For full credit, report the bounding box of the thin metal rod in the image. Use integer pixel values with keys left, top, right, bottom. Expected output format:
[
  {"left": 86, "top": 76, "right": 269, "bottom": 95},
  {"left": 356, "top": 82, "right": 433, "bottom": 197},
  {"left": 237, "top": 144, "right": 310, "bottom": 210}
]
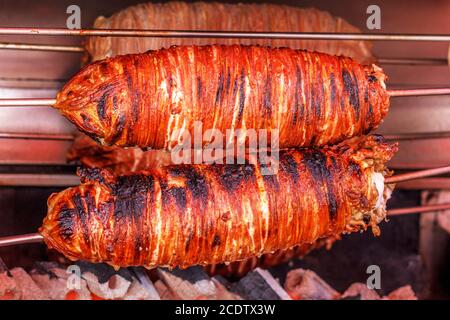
[
  {"left": 0, "top": 88, "right": 449, "bottom": 107},
  {"left": 0, "top": 28, "right": 449, "bottom": 41},
  {"left": 388, "top": 203, "right": 450, "bottom": 216},
  {"left": 384, "top": 132, "right": 450, "bottom": 141},
  {"left": 0, "top": 174, "right": 79, "bottom": 187},
  {"left": 385, "top": 166, "right": 450, "bottom": 184},
  {"left": 388, "top": 88, "right": 450, "bottom": 97},
  {"left": 0, "top": 98, "right": 56, "bottom": 106},
  {"left": 0, "top": 41, "right": 447, "bottom": 66},
  {"left": 0, "top": 42, "right": 84, "bottom": 52},
  {"left": 0, "top": 233, "right": 43, "bottom": 247},
  {"left": 3, "top": 202, "right": 450, "bottom": 247},
  {"left": 0, "top": 132, "right": 74, "bottom": 140},
  {"left": 378, "top": 57, "right": 448, "bottom": 66}
]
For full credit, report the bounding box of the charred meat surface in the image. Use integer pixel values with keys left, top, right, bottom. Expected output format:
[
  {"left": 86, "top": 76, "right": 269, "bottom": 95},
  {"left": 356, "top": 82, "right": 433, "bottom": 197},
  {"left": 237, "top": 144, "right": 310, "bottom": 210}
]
[
  {"left": 41, "top": 136, "right": 397, "bottom": 269},
  {"left": 55, "top": 45, "right": 389, "bottom": 149}
]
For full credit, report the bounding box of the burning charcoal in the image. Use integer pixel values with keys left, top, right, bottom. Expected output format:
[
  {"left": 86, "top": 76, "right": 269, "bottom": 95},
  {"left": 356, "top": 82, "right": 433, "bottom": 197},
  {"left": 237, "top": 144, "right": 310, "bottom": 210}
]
[
  {"left": 0, "top": 258, "right": 19, "bottom": 300},
  {"left": 341, "top": 283, "right": 380, "bottom": 300},
  {"left": 284, "top": 269, "right": 339, "bottom": 300},
  {"left": 129, "top": 267, "right": 160, "bottom": 300},
  {"left": 157, "top": 266, "right": 217, "bottom": 300},
  {"left": 232, "top": 268, "right": 291, "bottom": 300},
  {"left": 211, "top": 276, "right": 243, "bottom": 300},
  {"left": 76, "top": 261, "right": 133, "bottom": 284},
  {"left": 30, "top": 263, "right": 91, "bottom": 300},
  {"left": 83, "top": 272, "right": 131, "bottom": 299},
  {"left": 153, "top": 280, "right": 176, "bottom": 300},
  {"left": 10, "top": 268, "right": 49, "bottom": 300},
  {"left": 384, "top": 285, "right": 417, "bottom": 300}
]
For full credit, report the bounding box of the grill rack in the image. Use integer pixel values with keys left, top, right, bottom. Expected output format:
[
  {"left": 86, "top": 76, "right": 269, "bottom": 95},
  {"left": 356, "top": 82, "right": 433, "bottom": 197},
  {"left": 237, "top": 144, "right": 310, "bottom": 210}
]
[{"left": 0, "top": 27, "right": 449, "bottom": 248}]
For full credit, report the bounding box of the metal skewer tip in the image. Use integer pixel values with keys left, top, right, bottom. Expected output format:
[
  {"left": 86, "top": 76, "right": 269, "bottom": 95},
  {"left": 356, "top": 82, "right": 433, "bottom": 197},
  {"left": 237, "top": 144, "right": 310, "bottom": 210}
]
[
  {"left": 388, "top": 88, "right": 450, "bottom": 97},
  {"left": 0, "top": 233, "right": 43, "bottom": 247},
  {"left": 385, "top": 166, "right": 450, "bottom": 184},
  {"left": 388, "top": 203, "right": 450, "bottom": 216}
]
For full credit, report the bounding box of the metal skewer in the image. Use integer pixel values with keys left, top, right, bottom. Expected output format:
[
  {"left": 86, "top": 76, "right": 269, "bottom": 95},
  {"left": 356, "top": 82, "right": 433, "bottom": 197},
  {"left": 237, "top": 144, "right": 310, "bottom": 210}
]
[
  {"left": 0, "top": 28, "right": 450, "bottom": 41},
  {"left": 0, "top": 42, "right": 84, "bottom": 53},
  {"left": 385, "top": 166, "right": 450, "bottom": 184},
  {"left": 0, "top": 88, "right": 449, "bottom": 107},
  {"left": 0, "top": 42, "right": 447, "bottom": 67},
  {"left": 2, "top": 202, "right": 449, "bottom": 247},
  {"left": 0, "top": 233, "right": 43, "bottom": 247},
  {"left": 388, "top": 203, "right": 450, "bottom": 216}
]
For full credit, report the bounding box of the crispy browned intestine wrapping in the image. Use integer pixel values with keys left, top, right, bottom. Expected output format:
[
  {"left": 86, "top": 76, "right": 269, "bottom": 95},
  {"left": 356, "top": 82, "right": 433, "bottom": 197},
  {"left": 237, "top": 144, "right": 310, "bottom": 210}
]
[
  {"left": 56, "top": 45, "right": 388, "bottom": 149},
  {"left": 43, "top": 135, "right": 396, "bottom": 269},
  {"left": 85, "top": 2, "right": 375, "bottom": 64}
]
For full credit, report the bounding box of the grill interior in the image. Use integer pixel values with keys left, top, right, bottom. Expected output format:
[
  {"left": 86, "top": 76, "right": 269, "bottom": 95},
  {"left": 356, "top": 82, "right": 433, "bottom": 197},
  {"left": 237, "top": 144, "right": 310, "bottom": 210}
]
[{"left": 0, "top": 0, "right": 449, "bottom": 300}]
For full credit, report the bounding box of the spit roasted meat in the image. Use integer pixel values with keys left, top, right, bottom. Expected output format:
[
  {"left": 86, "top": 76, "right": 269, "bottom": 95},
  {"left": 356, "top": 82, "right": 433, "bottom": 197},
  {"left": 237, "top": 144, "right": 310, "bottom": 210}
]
[
  {"left": 55, "top": 45, "right": 389, "bottom": 149},
  {"left": 86, "top": 2, "right": 374, "bottom": 64},
  {"left": 41, "top": 135, "right": 397, "bottom": 269}
]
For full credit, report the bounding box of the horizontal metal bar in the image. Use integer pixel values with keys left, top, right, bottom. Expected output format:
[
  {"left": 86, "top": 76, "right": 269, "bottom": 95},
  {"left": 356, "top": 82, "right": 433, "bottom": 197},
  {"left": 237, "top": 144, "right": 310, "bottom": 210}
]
[
  {"left": 0, "top": 98, "right": 56, "bottom": 106},
  {"left": 3, "top": 131, "right": 450, "bottom": 142},
  {"left": 2, "top": 202, "right": 450, "bottom": 247},
  {"left": 386, "top": 166, "right": 450, "bottom": 184},
  {"left": 0, "top": 132, "right": 74, "bottom": 141},
  {"left": 0, "top": 28, "right": 449, "bottom": 41},
  {"left": 1, "top": 41, "right": 447, "bottom": 66},
  {"left": 0, "top": 88, "right": 448, "bottom": 107},
  {"left": 0, "top": 173, "right": 79, "bottom": 187},
  {"left": 384, "top": 132, "right": 450, "bottom": 141},
  {"left": 396, "top": 178, "right": 450, "bottom": 190},
  {"left": 387, "top": 88, "right": 450, "bottom": 97},
  {"left": 0, "top": 167, "right": 446, "bottom": 187},
  {"left": 388, "top": 203, "right": 450, "bottom": 216},
  {"left": 378, "top": 57, "right": 448, "bottom": 66},
  {"left": 0, "top": 42, "right": 83, "bottom": 52},
  {"left": 0, "top": 233, "right": 43, "bottom": 247}
]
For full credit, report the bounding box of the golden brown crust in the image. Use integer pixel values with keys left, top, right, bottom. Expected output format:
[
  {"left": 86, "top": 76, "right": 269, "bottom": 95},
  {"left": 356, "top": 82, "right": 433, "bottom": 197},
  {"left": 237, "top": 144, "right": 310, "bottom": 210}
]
[
  {"left": 56, "top": 45, "right": 389, "bottom": 149},
  {"left": 41, "top": 135, "right": 397, "bottom": 269},
  {"left": 85, "top": 2, "right": 375, "bottom": 64}
]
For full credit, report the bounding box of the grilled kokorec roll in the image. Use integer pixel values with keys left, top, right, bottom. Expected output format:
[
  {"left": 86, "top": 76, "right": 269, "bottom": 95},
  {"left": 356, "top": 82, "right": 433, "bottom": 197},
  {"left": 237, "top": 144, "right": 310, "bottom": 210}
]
[
  {"left": 86, "top": 2, "right": 374, "bottom": 64},
  {"left": 41, "top": 135, "right": 397, "bottom": 269},
  {"left": 55, "top": 45, "right": 389, "bottom": 149}
]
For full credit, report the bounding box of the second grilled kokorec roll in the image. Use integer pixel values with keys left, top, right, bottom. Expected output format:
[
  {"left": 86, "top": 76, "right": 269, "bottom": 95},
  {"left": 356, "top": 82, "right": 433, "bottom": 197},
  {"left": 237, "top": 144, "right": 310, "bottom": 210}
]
[
  {"left": 41, "top": 135, "right": 397, "bottom": 269},
  {"left": 55, "top": 45, "right": 389, "bottom": 149}
]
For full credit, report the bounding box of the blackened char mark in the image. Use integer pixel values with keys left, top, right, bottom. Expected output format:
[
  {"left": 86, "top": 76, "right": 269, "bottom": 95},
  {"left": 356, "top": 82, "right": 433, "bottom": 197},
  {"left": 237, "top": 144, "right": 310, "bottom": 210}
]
[
  {"left": 218, "top": 164, "right": 256, "bottom": 192},
  {"left": 168, "top": 166, "right": 209, "bottom": 210},
  {"left": 215, "top": 72, "right": 224, "bottom": 105},
  {"left": 238, "top": 69, "right": 246, "bottom": 122},
  {"left": 212, "top": 235, "right": 221, "bottom": 247},
  {"left": 302, "top": 151, "right": 338, "bottom": 221},
  {"left": 57, "top": 206, "right": 76, "bottom": 240},
  {"left": 72, "top": 194, "right": 91, "bottom": 246},
  {"left": 161, "top": 184, "right": 187, "bottom": 211},
  {"left": 97, "top": 92, "right": 107, "bottom": 120},
  {"left": 113, "top": 175, "right": 154, "bottom": 220},
  {"left": 113, "top": 174, "right": 154, "bottom": 259},
  {"left": 197, "top": 77, "right": 202, "bottom": 100},
  {"left": 108, "top": 113, "right": 126, "bottom": 145},
  {"left": 262, "top": 174, "right": 280, "bottom": 192},
  {"left": 342, "top": 70, "right": 360, "bottom": 120},
  {"left": 185, "top": 230, "right": 193, "bottom": 253},
  {"left": 280, "top": 153, "right": 299, "bottom": 183},
  {"left": 330, "top": 73, "right": 336, "bottom": 102},
  {"left": 263, "top": 75, "right": 272, "bottom": 117}
]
